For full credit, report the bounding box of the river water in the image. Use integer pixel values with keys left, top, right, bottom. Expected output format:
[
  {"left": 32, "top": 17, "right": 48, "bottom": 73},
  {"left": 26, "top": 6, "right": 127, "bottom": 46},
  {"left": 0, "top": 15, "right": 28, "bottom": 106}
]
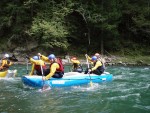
[{"left": 0, "top": 65, "right": 149, "bottom": 113}]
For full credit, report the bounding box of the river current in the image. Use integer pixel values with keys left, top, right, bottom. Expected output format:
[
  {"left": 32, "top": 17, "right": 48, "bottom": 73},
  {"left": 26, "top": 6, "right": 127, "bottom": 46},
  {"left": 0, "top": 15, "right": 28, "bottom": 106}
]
[{"left": 0, "top": 65, "right": 149, "bottom": 113}]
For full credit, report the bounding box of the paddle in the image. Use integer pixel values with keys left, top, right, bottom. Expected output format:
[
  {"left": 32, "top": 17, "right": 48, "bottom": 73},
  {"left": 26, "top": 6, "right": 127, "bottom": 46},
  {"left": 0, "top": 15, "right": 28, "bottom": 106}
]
[
  {"left": 8, "top": 54, "right": 18, "bottom": 62},
  {"left": 66, "top": 55, "right": 72, "bottom": 72},
  {"left": 85, "top": 55, "right": 93, "bottom": 87},
  {"left": 39, "top": 56, "right": 47, "bottom": 90},
  {"left": 25, "top": 55, "right": 31, "bottom": 74},
  {"left": 39, "top": 57, "right": 44, "bottom": 76}
]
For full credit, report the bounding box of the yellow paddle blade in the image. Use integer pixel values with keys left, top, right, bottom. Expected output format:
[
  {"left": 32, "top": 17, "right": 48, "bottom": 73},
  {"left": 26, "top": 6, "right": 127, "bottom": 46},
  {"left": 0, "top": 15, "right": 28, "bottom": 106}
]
[{"left": 90, "top": 81, "right": 93, "bottom": 87}]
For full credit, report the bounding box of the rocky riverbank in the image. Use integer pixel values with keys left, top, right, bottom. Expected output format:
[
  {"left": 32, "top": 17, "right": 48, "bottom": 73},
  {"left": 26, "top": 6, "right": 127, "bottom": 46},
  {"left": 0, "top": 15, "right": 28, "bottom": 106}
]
[
  {"left": 9, "top": 55, "right": 150, "bottom": 66},
  {"left": 1, "top": 52, "right": 150, "bottom": 66}
]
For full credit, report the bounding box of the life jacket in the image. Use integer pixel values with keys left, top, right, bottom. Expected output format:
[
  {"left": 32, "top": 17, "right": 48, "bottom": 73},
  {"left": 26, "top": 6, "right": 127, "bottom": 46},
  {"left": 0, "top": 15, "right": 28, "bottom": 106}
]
[
  {"left": 97, "top": 58, "right": 105, "bottom": 69},
  {"left": 93, "top": 61, "right": 104, "bottom": 73},
  {"left": 2, "top": 60, "right": 11, "bottom": 68},
  {"left": 73, "top": 64, "right": 83, "bottom": 73},
  {"left": 49, "top": 58, "right": 64, "bottom": 72},
  {"left": 73, "top": 63, "right": 82, "bottom": 69},
  {"left": 34, "top": 64, "right": 47, "bottom": 72},
  {"left": 73, "top": 63, "right": 78, "bottom": 69}
]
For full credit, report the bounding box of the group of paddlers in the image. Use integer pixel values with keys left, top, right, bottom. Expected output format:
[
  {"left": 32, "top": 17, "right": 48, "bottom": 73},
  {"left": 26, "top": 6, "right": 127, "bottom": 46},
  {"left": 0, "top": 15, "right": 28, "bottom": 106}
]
[
  {"left": 0, "top": 52, "right": 105, "bottom": 81},
  {"left": 70, "top": 53, "right": 105, "bottom": 75}
]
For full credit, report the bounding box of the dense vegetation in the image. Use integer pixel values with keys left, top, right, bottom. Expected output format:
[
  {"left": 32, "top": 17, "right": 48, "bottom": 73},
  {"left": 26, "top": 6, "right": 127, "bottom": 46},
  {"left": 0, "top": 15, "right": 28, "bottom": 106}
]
[{"left": 0, "top": 0, "right": 150, "bottom": 56}]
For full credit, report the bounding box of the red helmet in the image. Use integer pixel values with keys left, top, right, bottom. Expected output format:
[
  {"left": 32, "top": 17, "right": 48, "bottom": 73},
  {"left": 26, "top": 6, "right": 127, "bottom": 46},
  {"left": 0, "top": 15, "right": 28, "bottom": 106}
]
[
  {"left": 71, "top": 57, "right": 77, "bottom": 60},
  {"left": 95, "top": 53, "right": 100, "bottom": 57}
]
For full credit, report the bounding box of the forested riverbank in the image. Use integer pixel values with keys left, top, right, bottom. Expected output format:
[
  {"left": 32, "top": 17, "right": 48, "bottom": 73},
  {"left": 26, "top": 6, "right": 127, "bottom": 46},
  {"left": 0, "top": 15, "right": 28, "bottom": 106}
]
[{"left": 0, "top": 0, "right": 150, "bottom": 63}]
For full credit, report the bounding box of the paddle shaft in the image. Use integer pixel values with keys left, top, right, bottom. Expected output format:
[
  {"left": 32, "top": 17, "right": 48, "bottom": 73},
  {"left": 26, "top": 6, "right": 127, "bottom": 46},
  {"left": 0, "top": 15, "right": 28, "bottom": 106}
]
[
  {"left": 86, "top": 55, "right": 93, "bottom": 86},
  {"left": 39, "top": 56, "right": 45, "bottom": 90},
  {"left": 40, "top": 61, "right": 44, "bottom": 76}
]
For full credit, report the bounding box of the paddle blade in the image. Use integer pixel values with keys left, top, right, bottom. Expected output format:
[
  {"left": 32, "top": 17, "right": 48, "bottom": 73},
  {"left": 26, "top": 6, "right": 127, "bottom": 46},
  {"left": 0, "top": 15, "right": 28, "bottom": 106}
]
[
  {"left": 90, "top": 81, "right": 93, "bottom": 87},
  {"left": 42, "top": 85, "right": 51, "bottom": 92},
  {"left": 38, "top": 86, "right": 51, "bottom": 92}
]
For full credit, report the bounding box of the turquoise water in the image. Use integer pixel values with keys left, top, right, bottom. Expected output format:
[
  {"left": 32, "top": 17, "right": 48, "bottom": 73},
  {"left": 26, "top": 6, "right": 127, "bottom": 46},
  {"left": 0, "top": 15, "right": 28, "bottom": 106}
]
[{"left": 0, "top": 65, "right": 150, "bottom": 113}]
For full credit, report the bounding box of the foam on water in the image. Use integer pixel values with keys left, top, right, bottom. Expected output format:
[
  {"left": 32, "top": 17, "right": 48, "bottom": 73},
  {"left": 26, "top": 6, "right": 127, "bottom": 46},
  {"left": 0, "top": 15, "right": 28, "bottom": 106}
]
[
  {"left": 72, "top": 83, "right": 100, "bottom": 92},
  {"left": 133, "top": 104, "right": 150, "bottom": 110},
  {"left": 107, "top": 93, "right": 141, "bottom": 101}
]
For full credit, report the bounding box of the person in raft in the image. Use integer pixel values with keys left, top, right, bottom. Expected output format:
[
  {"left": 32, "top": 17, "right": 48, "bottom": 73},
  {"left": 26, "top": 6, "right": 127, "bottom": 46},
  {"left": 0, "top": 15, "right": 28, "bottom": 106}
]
[
  {"left": 94, "top": 53, "right": 106, "bottom": 69},
  {"left": 38, "top": 53, "right": 64, "bottom": 80},
  {"left": 0, "top": 53, "right": 13, "bottom": 71},
  {"left": 85, "top": 53, "right": 106, "bottom": 70},
  {"left": 70, "top": 57, "right": 83, "bottom": 73},
  {"left": 26, "top": 55, "right": 48, "bottom": 76},
  {"left": 84, "top": 56, "right": 104, "bottom": 75}
]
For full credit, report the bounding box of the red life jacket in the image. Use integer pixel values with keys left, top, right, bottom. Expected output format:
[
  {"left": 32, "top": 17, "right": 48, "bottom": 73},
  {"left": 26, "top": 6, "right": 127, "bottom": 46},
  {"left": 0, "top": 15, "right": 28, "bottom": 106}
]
[
  {"left": 34, "top": 64, "right": 47, "bottom": 72},
  {"left": 49, "top": 58, "right": 64, "bottom": 72}
]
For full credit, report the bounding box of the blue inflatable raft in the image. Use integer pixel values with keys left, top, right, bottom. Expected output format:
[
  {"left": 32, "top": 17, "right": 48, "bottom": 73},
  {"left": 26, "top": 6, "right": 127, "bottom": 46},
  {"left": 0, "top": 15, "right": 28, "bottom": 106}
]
[{"left": 22, "top": 72, "right": 113, "bottom": 88}]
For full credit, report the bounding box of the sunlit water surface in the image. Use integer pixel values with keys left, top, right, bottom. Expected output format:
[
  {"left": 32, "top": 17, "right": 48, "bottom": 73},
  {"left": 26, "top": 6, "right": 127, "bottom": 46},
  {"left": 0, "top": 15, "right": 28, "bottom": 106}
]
[{"left": 0, "top": 65, "right": 150, "bottom": 113}]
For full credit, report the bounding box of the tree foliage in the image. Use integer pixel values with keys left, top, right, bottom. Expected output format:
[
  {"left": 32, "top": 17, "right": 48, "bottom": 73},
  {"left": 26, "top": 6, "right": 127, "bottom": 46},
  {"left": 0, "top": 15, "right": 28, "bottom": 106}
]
[{"left": 0, "top": 0, "right": 150, "bottom": 55}]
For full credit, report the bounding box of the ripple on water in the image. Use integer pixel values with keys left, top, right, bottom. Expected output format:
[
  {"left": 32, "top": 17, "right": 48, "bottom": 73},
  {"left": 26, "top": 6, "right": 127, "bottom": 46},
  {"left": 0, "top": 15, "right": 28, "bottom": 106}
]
[
  {"left": 1, "top": 65, "right": 150, "bottom": 113},
  {"left": 107, "top": 93, "right": 141, "bottom": 101},
  {"left": 133, "top": 104, "right": 150, "bottom": 111}
]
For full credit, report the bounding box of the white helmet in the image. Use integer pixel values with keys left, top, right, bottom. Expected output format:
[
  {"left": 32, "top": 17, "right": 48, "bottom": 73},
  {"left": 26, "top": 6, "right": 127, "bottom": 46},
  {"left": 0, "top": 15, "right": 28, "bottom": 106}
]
[{"left": 4, "top": 54, "right": 9, "bottom": 58}]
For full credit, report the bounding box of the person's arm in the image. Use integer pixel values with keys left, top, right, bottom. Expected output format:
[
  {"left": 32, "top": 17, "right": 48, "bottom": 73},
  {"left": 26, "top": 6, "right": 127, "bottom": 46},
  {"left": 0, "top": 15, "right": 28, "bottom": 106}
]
[
  {"left": 30, "top": 58, "right": 44, "bottom": 65},
  {"left": 87, "top": 56, "right": 92, "bottom": 61},
  {"left": 91, "top": 61, "right": 102, "bottom": 71},
  {"left": 38, "top": 53, "right": 50, "bottom": 62},
  {"left": 8, "top": 61, "right": 13, "bottom": 66},
  {"left": 40, "top": 55, "right": 49, "bottom": 63},
  {"left": 30, "top": 58, "right": 37, "bottom": 64},
  {"left": 85, "top": 54, "right": 93, "bottom": 63},
  {"left": 45, "top": 63, "right": 59, "bottom": 80},
  {"left": 0, "top": 60, "right": 4, "bottom": 69},
  {"left": 29, "top": 64, "right": 35, "bottom": 75}
]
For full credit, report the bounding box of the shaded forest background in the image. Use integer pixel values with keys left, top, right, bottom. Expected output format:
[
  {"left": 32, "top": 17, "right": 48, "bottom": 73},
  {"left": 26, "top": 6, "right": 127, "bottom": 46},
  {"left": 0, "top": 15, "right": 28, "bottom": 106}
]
[{"left": 0, "top": 0, "right": 150, "bottom": 57}]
